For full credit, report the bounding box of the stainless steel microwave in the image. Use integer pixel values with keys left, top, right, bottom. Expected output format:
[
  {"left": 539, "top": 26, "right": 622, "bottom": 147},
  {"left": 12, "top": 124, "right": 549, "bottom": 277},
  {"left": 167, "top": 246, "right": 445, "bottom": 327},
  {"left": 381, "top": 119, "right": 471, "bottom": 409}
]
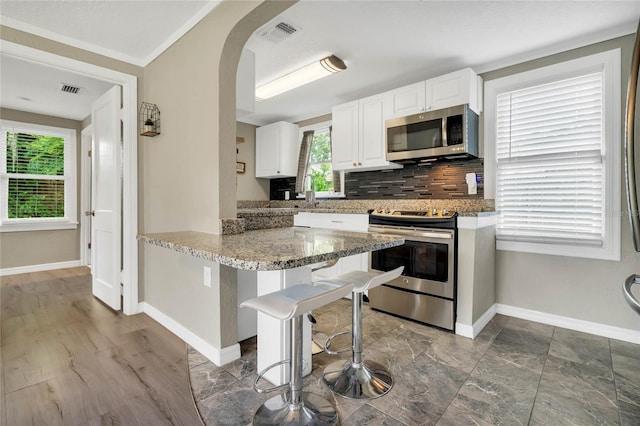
[{"left": 385, "top": 104, "right": 479, "bottom": 161}]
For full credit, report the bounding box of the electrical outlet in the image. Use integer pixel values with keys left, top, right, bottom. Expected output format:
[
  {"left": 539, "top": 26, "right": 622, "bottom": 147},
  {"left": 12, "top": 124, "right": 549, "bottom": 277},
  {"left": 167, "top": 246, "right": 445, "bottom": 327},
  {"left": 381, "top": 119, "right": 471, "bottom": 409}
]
[{"left": 203, "top": 266, "right": 212, "bottom": 287}]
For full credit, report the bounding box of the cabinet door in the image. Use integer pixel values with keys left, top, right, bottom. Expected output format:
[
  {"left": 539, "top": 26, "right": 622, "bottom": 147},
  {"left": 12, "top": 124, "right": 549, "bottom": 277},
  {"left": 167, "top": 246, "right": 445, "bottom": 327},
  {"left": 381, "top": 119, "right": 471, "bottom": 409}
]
[
  {"left": 331, "top": 101, "right": 359, "bottom": 170},
  {"left": 427, "top": 68, "right": 480, "bottom": 112},
  {"left": 359, "top": 93, "right": 390, "bottom": 167},
  {"left": 389, "top": 81, "right": 426, "bottom": 118},
  {"left": 279, "top": 122, "right": 300, "bottom": 177},
  {"left": 255, "top": 123, "right": 281, "bottom": 178}
]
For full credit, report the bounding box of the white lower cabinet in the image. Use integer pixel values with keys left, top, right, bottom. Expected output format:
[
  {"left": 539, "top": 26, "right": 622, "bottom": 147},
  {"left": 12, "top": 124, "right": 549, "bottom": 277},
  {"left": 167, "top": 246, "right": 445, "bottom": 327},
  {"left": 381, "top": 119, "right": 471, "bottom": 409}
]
[{"left": 293, "top": 212, "right": 369, "bottom": 280}]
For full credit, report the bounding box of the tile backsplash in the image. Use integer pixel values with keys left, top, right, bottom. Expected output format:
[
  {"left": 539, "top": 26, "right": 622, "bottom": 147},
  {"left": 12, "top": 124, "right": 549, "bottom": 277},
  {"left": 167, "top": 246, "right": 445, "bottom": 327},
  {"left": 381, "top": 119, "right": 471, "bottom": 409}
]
[{"left": 270, "top": 159, "right": 484, "bottom": 200}]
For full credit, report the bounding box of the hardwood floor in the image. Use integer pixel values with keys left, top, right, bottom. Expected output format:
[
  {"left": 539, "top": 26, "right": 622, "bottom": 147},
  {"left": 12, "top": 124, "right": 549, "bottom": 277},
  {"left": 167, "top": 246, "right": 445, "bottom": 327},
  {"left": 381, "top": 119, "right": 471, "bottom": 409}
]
[{"left": 1, "top": 267, "right": 203, "bottom": 425}]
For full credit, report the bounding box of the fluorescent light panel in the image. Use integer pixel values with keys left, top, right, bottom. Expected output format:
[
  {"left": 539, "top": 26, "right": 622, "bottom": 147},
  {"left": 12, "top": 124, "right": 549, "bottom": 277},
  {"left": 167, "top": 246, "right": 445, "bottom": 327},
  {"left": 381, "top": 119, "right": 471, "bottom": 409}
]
[{"left": 256, "top": 55, "right": 346, "bottom": 100}]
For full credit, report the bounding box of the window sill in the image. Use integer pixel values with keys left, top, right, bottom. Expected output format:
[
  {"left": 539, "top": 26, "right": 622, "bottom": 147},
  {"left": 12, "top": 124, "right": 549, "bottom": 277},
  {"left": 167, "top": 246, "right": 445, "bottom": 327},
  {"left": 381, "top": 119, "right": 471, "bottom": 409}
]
[
  {"left": 496, "top": 239, "right": 620, "bottom": 262},
  {"left": 0, "top": 220, "right": 78, "bottom": 233}
]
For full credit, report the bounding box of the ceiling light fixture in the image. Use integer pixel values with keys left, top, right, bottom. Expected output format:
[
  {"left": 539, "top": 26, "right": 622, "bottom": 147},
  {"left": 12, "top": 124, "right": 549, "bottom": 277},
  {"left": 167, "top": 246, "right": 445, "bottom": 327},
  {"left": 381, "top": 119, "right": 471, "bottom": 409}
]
[{"left": 255, "top": 55, "right": 346, "bottom": 101}]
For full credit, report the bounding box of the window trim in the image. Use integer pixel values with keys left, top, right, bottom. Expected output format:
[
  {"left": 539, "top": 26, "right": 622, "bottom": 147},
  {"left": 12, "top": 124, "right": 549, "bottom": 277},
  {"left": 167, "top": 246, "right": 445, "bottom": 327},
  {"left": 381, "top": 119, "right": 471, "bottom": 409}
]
[
  {"left": 1, "top": 120, "right": 78, "bottom": 232},
  {"left": 298, "top": 120, "right": 345, "bottom": 198},
  {"left": 484, "top": 48, "right": 621, "bottom": 260}
]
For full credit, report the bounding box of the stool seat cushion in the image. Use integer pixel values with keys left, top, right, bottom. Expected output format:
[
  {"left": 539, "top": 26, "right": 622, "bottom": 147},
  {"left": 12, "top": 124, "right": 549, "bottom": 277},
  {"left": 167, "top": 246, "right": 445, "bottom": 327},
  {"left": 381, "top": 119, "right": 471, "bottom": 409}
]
[
  {"left": 314, "top": 266, "right": 404, "bottom": 293},
  {"left": 240, "top": 283, "right": 353, "bottom": 321}
]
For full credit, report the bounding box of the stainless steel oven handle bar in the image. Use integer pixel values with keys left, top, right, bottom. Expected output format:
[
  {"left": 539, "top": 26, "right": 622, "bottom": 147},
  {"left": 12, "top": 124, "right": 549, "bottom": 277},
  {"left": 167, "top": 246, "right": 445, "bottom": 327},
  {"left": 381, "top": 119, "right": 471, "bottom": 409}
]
[{"left": 368, "top": 225, "right": 453, "bottom": 241}]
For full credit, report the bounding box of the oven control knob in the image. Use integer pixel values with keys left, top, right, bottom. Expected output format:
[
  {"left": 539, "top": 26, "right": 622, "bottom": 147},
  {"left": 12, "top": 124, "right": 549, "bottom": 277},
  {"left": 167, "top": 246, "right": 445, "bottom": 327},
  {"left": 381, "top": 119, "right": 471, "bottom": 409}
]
[
  {"left": 443, "top": 209, "right": 449, "bottom": 216},
  {"left": 432, "top": 209, "right": 438, "bottom": 216},
  {"left": 385, "top": 209, "right": 391, "bottom": 214},
  {"left": 403, "top": 278, "right": 409, "bottom": 284}
]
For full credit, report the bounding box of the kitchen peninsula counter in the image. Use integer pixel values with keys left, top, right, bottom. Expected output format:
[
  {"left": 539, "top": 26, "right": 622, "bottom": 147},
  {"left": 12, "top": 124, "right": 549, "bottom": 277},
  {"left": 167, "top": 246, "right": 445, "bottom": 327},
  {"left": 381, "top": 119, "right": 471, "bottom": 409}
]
[
  {"left": 139, "top": 227, "right": 403, "bottom": 271},
  {"left": 139, "top": 227, "right": 404, "bottom": 381}
]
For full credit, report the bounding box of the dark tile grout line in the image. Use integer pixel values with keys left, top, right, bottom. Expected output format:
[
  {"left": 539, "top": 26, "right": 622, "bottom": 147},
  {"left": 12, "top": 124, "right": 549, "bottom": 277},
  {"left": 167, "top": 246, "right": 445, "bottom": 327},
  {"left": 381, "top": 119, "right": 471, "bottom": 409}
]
[
  {"left": 527, "top": 325, "right": 556, "bottom": 425},
  {"left": 610, "top": 337, "right": 624, "bottom": 426}
]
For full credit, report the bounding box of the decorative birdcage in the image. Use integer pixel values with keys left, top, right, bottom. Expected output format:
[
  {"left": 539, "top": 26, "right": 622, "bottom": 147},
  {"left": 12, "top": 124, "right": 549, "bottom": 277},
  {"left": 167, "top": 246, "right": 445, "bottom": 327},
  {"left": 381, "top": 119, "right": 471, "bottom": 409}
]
[{"left": 139, "top": 102, "right": 160, "bottom": 136}]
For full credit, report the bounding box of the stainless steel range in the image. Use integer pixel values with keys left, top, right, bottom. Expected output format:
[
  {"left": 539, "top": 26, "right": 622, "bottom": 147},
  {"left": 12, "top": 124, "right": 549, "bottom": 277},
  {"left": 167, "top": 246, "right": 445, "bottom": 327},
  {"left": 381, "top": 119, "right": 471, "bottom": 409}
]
[{"left": 368, "top": 209, "right": 457, "bottom": 331}]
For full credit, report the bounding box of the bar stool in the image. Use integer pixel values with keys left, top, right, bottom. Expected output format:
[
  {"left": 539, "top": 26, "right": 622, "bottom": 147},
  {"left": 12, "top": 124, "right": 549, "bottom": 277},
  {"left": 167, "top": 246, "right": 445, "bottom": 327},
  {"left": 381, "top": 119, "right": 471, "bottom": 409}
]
[
  {"left": 315, "top": 266, "right": 404, "bottom": 399},
  {"left": 240, "top": 282, "right": 353, "bottom": 425}
]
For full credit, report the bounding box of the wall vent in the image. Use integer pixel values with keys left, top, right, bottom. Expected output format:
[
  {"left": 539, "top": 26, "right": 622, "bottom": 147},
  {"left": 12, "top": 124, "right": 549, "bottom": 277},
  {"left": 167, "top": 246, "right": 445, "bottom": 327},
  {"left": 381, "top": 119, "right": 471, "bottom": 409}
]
[
  {"left": 59, "top": 83, "right": 82, "bottom": 94},
  {"left": 259, "top": 21, "right": 300, "bottom": 43}
]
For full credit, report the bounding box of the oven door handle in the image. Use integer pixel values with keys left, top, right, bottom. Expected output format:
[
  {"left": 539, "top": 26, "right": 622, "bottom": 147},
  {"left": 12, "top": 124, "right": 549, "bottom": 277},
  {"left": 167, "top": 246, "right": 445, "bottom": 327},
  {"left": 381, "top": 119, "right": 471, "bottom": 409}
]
[{"left": 368, "top": 225, "right": 453, "bottom": 240}]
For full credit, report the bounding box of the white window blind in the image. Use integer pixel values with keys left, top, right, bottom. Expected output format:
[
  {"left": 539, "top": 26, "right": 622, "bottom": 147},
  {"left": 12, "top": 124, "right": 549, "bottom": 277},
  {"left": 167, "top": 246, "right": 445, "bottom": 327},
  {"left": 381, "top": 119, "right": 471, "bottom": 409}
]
[
  {"left": 496, "top": 72, "right": 605, "bottom": 247},
  {"left": 5, "top": 132, "right": 66, "bottom": 218},
  {"left": 1, "top": 120, "right": 77, "bottom": 232}
]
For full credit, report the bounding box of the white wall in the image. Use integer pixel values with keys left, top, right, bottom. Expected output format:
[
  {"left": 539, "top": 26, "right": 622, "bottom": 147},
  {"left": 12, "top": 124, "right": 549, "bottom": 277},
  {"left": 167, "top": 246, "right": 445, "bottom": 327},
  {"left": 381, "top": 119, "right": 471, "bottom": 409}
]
[
  {"left": 236, "top": 121, "right": 269, "bottom": 201},
  {"left": 0, "top": 108, "right": 82, "bottom": 269}
]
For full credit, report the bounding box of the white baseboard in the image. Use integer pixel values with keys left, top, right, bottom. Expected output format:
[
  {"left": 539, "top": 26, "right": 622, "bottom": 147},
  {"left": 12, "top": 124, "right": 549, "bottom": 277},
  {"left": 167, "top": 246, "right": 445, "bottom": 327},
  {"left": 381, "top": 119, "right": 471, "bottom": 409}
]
[
  {"left": 456, "top": 304, "right": 497, "bottom": 339},
  {"left": 496, "top": 303, "right": 640, "bottom": 345},
  {"left": 0, "top": 260, "right": 82, "bottom": 276},
  {"left": 139, "top": 302, "right": 241, "bottom": 366}
]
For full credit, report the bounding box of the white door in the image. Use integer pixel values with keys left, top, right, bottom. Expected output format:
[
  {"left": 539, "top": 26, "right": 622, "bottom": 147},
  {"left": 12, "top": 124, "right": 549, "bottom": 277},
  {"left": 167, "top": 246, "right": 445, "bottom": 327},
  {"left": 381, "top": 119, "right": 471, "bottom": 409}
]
[
  {"left": 80, "top": 127, "right": 92, "bottom": 267},
  {"left": 91, "top": 86, "right": 122, "bottom": 310}
]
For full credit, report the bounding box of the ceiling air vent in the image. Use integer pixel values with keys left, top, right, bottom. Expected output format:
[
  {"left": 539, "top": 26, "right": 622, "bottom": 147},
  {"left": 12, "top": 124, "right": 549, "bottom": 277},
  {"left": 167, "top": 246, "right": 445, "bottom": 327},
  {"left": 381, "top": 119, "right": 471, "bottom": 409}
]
[
  {"left": 259, "top": 21, "right": 300, "bottom": 43},
  {"left": 59, "top": 83, "right": 82, "bottom": 95}
]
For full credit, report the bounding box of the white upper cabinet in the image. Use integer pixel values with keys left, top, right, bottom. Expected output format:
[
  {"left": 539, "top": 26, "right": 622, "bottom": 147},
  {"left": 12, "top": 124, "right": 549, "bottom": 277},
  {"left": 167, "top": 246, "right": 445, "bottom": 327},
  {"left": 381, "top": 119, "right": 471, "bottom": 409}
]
[
  {"left": 332, "top": 96, "right": 402, "bottom": 172},
  {"left": 359, "top": 93, "right": 396, "bottom": 168},
  {"left": 255, "top": 121, "right": 299, "bottom": 178},
  {"left": 331, "top": 101, "right": 359, "bottom": 171},
  {"left": 385, "top": 68, "right": 483, "bottom": 119},
  {"left": 426, "top": 68, "right": 483, "bottom": 114},
  {"left": 388, "top": 81, "right": 426, "bottom": 118}
]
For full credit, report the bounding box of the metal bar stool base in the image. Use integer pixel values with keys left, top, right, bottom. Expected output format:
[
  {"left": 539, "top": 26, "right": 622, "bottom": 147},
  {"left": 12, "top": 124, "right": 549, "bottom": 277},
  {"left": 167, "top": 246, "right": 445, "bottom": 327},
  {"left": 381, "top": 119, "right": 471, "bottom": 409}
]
[
  {"left": 253, "top": 392, "right": 339, "bottom": 426},
  {"left": 322, "top": 359, "right": 393, "bottom": 399}
]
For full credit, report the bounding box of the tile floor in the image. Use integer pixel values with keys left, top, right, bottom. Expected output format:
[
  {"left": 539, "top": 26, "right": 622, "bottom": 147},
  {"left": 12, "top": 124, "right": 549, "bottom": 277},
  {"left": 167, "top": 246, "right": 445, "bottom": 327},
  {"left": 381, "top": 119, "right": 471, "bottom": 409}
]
[{"left": 188, "top": 299, "right": 640, "bottom": 426}]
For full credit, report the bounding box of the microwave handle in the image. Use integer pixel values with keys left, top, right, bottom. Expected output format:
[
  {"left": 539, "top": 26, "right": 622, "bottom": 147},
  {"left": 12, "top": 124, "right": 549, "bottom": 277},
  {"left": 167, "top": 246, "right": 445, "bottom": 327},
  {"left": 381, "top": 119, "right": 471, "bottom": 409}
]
[{"left": 442, "top": 115, "right": 448, "bottom": 147}]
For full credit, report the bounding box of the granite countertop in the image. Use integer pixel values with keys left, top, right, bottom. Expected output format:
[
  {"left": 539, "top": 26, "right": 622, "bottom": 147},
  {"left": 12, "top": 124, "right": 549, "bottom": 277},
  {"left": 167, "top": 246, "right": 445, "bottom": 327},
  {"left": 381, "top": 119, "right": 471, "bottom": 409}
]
[
  {"left": 139, "top": 227, "right": 404, "bottom": 271},
  {"left": 237, "top": 208, "right": 369, "bottom": 216},
  {"left": 237, "top": 207, "right": 494, "bottom": 218}
]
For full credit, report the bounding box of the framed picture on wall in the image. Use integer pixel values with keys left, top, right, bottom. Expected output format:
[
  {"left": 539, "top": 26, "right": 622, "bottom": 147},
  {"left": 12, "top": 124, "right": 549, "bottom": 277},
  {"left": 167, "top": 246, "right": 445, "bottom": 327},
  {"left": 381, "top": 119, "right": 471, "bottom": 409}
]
[{"left": 236, "top": 161, "right": 246, "bottom": 174}]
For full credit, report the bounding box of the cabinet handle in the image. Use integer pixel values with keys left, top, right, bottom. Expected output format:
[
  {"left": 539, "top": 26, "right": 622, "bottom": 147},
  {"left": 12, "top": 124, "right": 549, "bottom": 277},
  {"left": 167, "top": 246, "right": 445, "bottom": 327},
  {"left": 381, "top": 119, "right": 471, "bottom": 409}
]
[
  {"left": 358, "top": 162, "right": 362, "bottom": 166},
  {"left": 330, "top": 220, "right": 343, "bottom": 223},
  {"left": 353, "top": 162, "right": 357, "bottom": 166},
  {"left": 277, "top": 171, "right": 280, "bottom": 173}
]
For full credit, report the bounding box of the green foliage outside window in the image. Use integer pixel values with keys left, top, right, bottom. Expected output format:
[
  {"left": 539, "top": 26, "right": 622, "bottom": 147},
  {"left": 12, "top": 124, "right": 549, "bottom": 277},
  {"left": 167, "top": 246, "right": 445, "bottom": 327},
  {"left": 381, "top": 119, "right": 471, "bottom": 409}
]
[
  {"left": 5, "top": 132, "right": 65, "bottom": 218},
  {"left": 308, "top": 130, "right": 334, "bottom": 192}
]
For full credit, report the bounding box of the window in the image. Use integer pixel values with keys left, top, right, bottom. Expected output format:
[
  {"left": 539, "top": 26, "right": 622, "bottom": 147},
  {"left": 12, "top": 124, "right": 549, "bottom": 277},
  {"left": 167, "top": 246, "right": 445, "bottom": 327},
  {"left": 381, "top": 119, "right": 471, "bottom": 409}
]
[
  {"left": 484, "top": 49, "right": 620, "bottom": 260},
  {"left": 300, "top": 121, "right": 344, "bottom": 198},
  {"left": 1, "top": 120, "right": 77, "bottom": 232}
]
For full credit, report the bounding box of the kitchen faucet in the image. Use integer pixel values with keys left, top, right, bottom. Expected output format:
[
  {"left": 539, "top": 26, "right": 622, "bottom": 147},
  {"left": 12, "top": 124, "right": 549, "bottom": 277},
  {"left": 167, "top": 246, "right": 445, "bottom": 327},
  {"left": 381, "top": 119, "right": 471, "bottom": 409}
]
[{"left": 304, "top": 174, "right": 317, "bottom": 208}]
